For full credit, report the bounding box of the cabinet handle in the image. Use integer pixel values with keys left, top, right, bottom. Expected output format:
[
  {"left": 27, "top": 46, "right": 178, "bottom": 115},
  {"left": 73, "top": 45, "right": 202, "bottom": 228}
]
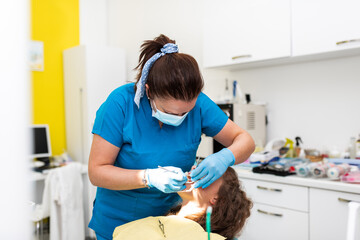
[
  {"left": 338, "top": 197, "right": 352, "bottom": 203},
  {"left": 336, "top": 38, "right": 360, "bottom": 45},
  {"left": 257, "top": 209, "right": 283, "bottom": 217},
  {"left": 232, "top": 55, "right": 252, "bottom": 60},
  {"left": 257, "top": 185, "right": 282, "bottom": 192}
]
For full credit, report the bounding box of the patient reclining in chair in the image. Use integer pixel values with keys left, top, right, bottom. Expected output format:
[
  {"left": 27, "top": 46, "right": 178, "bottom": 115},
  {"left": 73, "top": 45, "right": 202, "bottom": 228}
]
[{"left": 113, "top": 167, "right": 253, "bottom": 239}]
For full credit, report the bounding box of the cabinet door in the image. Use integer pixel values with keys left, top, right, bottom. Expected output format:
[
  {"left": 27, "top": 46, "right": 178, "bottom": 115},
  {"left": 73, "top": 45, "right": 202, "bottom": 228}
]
[
  {"left": 238, "top": 203, "right": 308, "bottom": 240},
  {"left": 292, "top": 0, "right": 360, "bottom": 56},
  {"left": 309, "top": 188, "right": 360, "bottom": 240},
  {"left": 240, "top": 178, "right": 309, "bottom": 212},
  {"left": 203, "top": 0, "right": 291, "bottom": 68}
]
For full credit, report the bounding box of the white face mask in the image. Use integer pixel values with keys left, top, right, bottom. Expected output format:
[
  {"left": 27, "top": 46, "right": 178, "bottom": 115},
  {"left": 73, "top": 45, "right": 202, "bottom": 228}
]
[{"left": 151, "top": 100, "right": 189, "bottom": 127}]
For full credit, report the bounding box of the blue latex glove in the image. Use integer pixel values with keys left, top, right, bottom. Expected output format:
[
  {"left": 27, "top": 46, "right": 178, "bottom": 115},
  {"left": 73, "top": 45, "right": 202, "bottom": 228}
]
[
  {"left": 190, "top": 148, "right": 235, "bottom": 189},
  {"left": 145, "top": 166, "right": 187, "bottom": 193}
]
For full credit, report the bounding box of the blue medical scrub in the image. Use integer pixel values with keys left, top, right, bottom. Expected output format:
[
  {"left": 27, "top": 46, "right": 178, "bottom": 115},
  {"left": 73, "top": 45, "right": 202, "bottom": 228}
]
[{"left": 89, "top": 83, "right": 228, "bottom": 239}]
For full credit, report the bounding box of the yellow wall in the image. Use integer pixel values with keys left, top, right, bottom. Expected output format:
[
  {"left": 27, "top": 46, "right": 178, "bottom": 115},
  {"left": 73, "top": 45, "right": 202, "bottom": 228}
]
[{"left": 31, "top": 0, "right": 79, "bottom": 155}]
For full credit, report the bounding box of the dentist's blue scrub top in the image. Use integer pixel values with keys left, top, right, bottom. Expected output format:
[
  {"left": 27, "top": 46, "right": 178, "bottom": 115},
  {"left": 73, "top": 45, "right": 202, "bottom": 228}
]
[{"left": 88, "top": 83, "right": 228, "bottom": 239}]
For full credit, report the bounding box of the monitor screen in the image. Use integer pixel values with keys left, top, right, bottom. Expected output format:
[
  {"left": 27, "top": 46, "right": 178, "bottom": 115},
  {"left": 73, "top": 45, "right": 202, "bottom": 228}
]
[{"left": 30, "top": 124, "right": 52, "bottom": 159}]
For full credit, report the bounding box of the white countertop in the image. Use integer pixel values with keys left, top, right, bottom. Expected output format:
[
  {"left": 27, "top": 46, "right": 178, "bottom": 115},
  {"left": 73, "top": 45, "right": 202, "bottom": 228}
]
[{"left": 232, "top": 166, "right": 360, "bottom": 194}]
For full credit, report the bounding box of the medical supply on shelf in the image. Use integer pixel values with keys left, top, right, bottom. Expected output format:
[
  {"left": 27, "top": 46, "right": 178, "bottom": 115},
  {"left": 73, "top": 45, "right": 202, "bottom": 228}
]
[
  {"left": 312, "top": 162, "right": 336, "bottom": 178},
  {"left": 284, "top": 138, "right": 295, "bottom": 158},
  {"left": 249, "top": 150, "right": 279, "bottom": 164},
  {"left": 327, "top": 163, "right": 351, "bottom": 180},
  {"left": 329, "top": 146, "right": 341, "bottom": 158},
  {"left": 341, "top": 171, "right": 360, "bottom": 184},
  {"left": 222, "top": 78, "right": 232, "bottom": 103},
  {"left": 348, "top": 137, "right": 357, "bottom": 159},
  {"left": 294, "top": 136, "right": 303, "bottom": 158},
  {"left": 295, "top": 162, "right": 322, "bottom": 177},
  {"left": 264, "top": 138, "right": 286, "bottom": 152},
  {"left": 356, "top": 134, "right": 360, "bottom": 159}
]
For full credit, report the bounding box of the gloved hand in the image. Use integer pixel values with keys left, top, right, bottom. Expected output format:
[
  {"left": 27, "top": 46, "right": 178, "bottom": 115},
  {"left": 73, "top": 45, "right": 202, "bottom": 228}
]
[
  {"left": 190, "top": 148, "right": 235, "bottom": 189},
  {"left": 145, "top": 166, "right": 187, "bottom": 193}
]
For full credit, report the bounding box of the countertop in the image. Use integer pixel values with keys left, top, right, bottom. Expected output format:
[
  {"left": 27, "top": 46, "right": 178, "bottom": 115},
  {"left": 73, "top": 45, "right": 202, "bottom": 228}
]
[{"left": 232, "top": 165, "right": 360, "bottom": 194}]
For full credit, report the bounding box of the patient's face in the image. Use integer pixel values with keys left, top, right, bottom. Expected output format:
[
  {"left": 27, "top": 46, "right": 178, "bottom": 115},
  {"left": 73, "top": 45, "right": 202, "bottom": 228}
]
[{"left": 178, "top": 173, "right": 223, "bottom": 206}]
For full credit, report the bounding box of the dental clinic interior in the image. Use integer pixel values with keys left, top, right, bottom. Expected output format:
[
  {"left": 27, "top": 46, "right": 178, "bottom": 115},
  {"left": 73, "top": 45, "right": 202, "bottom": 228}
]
[{"left": 2, "top": 0, "right": 360, "bottom": 239}]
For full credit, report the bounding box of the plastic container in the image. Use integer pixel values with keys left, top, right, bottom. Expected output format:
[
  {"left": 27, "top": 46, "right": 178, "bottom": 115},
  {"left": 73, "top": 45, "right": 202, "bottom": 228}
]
[
  {"left": 327, "top": 163, "right": 351, "bottom": 180},
  {"left": 341, "top": 171, "right": 360, "bottom": 184},
  {"left": 295, "top": 162, "right": 322, "bottom": 177},
  {"left": 312, "top": 162, "right": 336, "bottom": 178}
]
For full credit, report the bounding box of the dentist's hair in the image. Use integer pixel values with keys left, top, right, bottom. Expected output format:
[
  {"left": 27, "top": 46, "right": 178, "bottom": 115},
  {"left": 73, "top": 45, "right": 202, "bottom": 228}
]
[
  {"left": 134, "top": 34, "right": 204, "bottom": 101},
  {"left": 168, "top": 167, "right": 253, "bottom": 239}
]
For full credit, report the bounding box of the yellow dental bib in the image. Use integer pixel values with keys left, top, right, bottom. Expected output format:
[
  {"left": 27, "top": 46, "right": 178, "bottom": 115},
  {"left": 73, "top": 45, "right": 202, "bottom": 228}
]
[{"left": 113, "top": 215, "right": 225, "bottom": 240}]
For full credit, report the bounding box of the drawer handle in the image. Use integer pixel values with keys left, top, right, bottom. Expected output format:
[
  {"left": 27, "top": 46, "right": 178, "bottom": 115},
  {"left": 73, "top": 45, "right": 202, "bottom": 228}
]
[
  {"left": 257, "top": 209, "right": 283, "bottom": 217},
  {"left": 232, "top": 54, "right": 252, "bottom": 60},
  {"left": 336, "top": 38, "right": 360, "bottom": 45},
  {"left": 257, "top": 185, "right": 282, "bottom": 192}
]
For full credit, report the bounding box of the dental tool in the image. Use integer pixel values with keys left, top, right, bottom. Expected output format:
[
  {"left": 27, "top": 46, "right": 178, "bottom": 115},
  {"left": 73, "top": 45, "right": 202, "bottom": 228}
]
[
  {"left": 206, "top": 206, "right": 212, "bottom": 240},
  {"left": 158, "top": 166, "right": 196, "bottom": 192},
  {"left": 157, "top": 166, "right": 178, "bottom": 174}
]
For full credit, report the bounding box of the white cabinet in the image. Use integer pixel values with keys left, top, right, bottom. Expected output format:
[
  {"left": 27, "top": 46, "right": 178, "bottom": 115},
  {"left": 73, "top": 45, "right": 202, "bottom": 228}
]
[
  {"left": 292, "top": 0, "right": 360, "bottom": 56},
  {"left": 203, "top": 0, "right": 291, "bottom": 68},
  {"left": 238, "top": 178, "right": 308, "bottom": 240},
  {"left": 234, "top": 169, "right": 360, "bottom": 240},
  {"left": 241, "top": 203, "right": 308, "bottom": 240},
  {"left": 309, "top": 188, "right": 360, "bottom": 240}
]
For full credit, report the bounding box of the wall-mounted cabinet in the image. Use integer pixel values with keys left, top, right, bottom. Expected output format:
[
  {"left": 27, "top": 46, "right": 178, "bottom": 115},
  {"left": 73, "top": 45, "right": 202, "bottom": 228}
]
[
  {"left": 203, "top": 0, "right": 291, "bottom": 68},
  {"left": 203, "top": 0, "right": 360, "bottom": 69},
  {"left": 292, "top": 0, "right": 360, "bottom": 56}
]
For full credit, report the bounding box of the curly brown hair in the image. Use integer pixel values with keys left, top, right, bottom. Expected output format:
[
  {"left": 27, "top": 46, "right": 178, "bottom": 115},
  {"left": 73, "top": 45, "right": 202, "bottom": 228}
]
[{"left": 168, "top": 167, "right": 253, "bottom": 239}]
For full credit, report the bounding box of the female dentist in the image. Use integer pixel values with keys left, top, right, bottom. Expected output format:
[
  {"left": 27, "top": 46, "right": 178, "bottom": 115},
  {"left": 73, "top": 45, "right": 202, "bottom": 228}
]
[{"left": 88, "top": 34, "right": 255, "bottom": 240}]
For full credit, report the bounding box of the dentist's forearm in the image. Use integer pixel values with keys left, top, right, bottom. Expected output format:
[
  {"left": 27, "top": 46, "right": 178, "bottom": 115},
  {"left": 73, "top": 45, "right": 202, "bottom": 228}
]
[{"left": 228, "top": 131, "right": 255, "bottom": 165}]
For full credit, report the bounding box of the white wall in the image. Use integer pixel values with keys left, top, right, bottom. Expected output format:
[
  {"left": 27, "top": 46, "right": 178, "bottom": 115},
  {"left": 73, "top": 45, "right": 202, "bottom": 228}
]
[
  {"left": 107, "top": 0, "right": 231, "bottom": 98},
  {"left": 107, "top": 1, "right": 360, "bottom": 153},
  {"left": 80, "top": 0, "right": 108, "bottom": 45},
  {"left": 231, "top": 56, "right": 360, "bottom": 151},
  {"left": 0, "top": 1, "right": 31, "bottom": 239}
]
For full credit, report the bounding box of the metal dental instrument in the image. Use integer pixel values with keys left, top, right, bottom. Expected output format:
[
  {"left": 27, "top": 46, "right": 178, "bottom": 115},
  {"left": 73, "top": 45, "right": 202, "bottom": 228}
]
[
  {"left": 157, "top": 166, "right": 178, "bottom": 174},
  {"left": 158, "top": 219, "right": 166, "bottom": 238}
]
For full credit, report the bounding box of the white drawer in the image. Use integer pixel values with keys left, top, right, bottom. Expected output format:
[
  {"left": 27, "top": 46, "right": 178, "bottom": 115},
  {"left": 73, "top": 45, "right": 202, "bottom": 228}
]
[
  {"left": 238, "top": 202, "right": 309, "bottom": 240},
  {"left": 240, "top": 178, "right": 308, "bottom": 212}
]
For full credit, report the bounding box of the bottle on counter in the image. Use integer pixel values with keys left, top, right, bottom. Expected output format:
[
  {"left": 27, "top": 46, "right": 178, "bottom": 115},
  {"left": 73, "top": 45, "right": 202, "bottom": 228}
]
[
  {"left": 356, "top": 134, "right": 360, "bottom": 159},
  {"left": 222, "top": 78, "right": 232, "bottom": 103},
  {"left": 329, "top": 146, "right": 341, "bottom": 158},
  {"left": 348, "top": 137, "right": 357, "bottom": 159},
  {"left": 294, "top": 136, "right": 302, "bottom": 158}
]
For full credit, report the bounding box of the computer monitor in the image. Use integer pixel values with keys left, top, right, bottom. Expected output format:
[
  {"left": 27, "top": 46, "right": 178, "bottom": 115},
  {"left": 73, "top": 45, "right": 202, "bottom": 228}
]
[{"left": 30, "top": 124, "right": 52, "bottom": 160}]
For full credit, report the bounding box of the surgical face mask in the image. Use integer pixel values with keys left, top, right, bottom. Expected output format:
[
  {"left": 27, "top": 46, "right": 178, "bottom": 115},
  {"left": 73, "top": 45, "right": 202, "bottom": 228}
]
[{"left": 151, "top": 100, "right": 189, "bottom": 127}]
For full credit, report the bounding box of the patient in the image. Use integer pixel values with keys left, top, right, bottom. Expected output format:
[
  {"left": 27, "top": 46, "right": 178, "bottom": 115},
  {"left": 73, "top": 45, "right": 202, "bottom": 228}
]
[
  {"left": 113, "top": 167, "right": 252, "bottom": 240},
  {"left": 168, "top": 166, "right": 252, "bottom": 239}
]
